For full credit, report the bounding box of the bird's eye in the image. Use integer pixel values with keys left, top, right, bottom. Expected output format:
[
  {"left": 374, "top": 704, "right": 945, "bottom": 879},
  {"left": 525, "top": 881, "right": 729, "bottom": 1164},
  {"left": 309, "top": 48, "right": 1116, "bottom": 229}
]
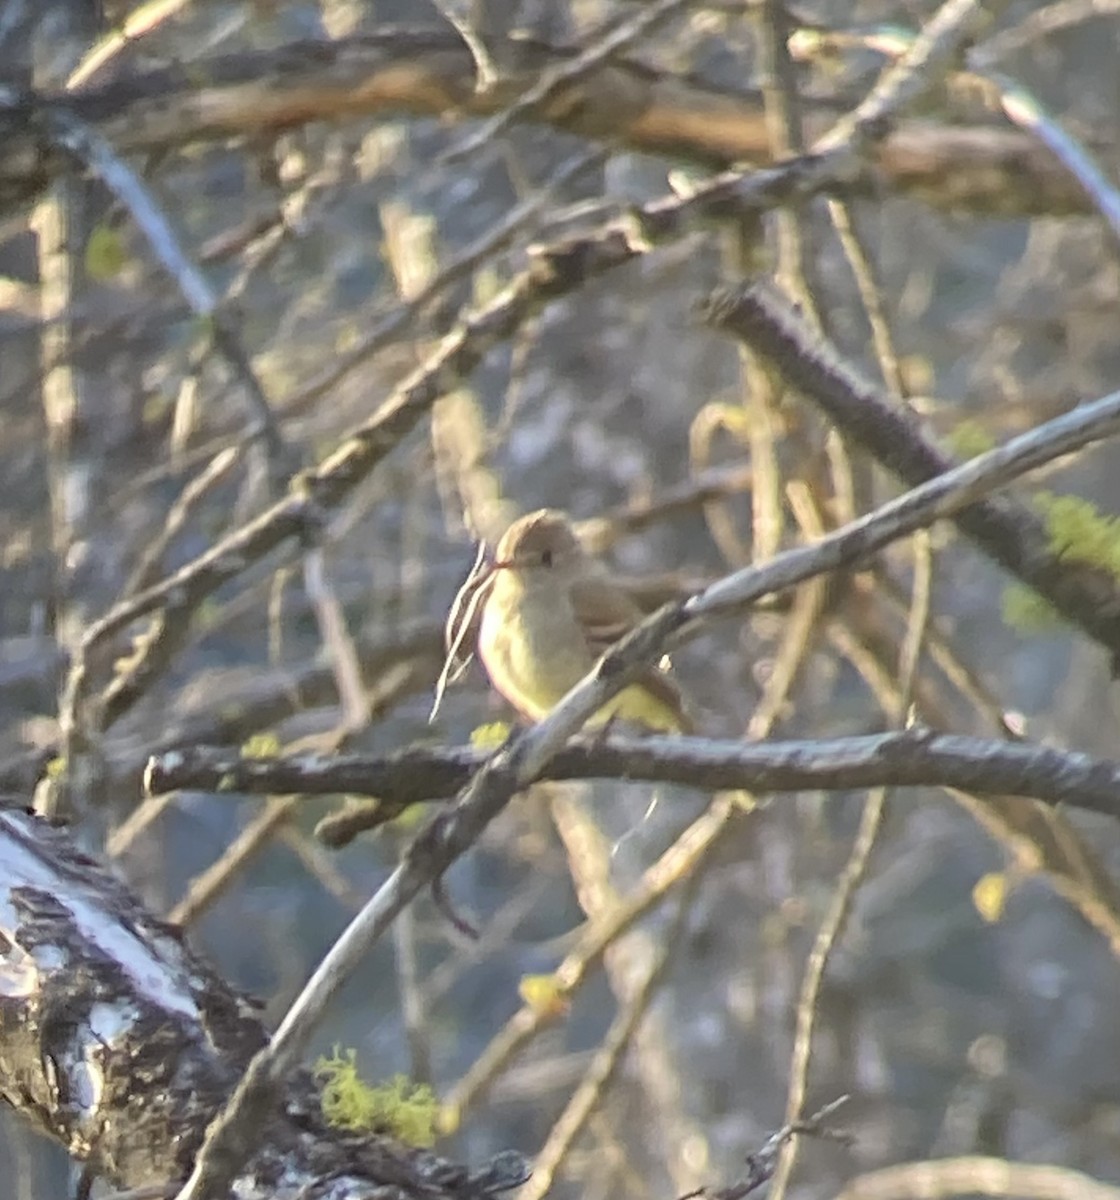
[{"left": 540, "top": 549, "right": 554, "bottom": 567}]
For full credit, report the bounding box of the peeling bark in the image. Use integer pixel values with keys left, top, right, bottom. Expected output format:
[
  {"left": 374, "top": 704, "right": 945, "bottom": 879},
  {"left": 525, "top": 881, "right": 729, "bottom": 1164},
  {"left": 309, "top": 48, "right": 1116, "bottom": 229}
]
[{"left": 0, "top": 806, "right": 527, "bottom": 1199}]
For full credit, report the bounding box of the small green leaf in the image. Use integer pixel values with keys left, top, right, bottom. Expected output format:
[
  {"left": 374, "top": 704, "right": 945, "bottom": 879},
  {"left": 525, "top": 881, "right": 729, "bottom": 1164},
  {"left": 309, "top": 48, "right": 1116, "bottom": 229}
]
[
  {"left": 85, "top": 223, "right": 128, "bottom": 280},
  {"left": 241, "top": 732, "right": 281, "bottom": 758},
  {"left": 946, "top": 418, "right": 996, "bottom": 460},
  {"left": 470, "top": 721, "right": 511, "bottom": 749}
]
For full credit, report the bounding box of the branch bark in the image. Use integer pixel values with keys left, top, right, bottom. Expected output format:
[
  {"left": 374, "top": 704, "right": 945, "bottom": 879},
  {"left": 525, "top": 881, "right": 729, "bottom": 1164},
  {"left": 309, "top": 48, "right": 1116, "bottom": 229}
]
[
  {"left": 0, "top": 31, "right": 1096, "bottom": 218},
  {"left": 146, "top": 729, "right": 1120, "bottom": 834},
  {"left": 702, "top": 281, "right": 1120, "bottom": 658},
  {"left": 0, "top": 806, "right": 526, "bottom": 1198}
]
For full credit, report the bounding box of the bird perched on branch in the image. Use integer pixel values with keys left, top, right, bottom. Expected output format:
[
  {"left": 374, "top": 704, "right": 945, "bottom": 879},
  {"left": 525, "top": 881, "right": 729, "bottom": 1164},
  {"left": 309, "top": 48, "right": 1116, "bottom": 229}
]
[{"left": 471, "top": 509, "right": 695, "bottom": 733}]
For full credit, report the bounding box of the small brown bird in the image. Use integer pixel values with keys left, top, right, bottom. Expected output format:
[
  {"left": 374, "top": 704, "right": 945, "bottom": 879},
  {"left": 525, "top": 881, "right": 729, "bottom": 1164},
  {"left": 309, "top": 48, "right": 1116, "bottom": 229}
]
[{"left": 476, "top": 509, "right": 694, "bottom": 732}]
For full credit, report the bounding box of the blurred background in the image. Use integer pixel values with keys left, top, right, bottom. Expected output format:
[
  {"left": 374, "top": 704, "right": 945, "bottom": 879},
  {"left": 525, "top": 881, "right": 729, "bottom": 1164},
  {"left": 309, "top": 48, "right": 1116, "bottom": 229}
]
[{"left": 3, "top": 0, "right": 1120, "bottom": 1196}]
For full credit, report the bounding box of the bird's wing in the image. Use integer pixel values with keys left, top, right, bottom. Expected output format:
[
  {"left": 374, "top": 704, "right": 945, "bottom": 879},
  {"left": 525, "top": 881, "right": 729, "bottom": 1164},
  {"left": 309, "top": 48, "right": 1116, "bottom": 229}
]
[
  {"left": 568, "top": 574, "right": 646, "bottom": 658},
  {"left": 569, "top": 573, "right": 694, "bottom": 732}
]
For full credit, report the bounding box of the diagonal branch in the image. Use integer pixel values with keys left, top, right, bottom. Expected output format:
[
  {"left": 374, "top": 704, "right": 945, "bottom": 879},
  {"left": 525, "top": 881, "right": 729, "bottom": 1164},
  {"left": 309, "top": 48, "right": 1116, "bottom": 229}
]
[
  {"left": 37, "top": 105, "right": 288, "bottom": 472},
  {"left": 702, "top": 281, "right": 1120, "bottom": 658}
]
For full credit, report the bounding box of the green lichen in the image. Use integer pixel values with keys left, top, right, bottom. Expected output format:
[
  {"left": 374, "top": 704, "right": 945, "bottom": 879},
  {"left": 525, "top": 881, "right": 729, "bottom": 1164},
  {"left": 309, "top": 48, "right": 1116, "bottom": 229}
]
[
  {"left": 316, "top": 1049, "right": 437, "bottom": 1148},
  {"left": 1002, "top": 492, "right": 1120, "bottom": 635},
  {"left": 1002, "top": 583, "right": 1061, "bottom": 633},
  {"left": 470, "top": 721, "right": 511, "bottom": 749},
  {"left": 388, "top": 802, "right": 428, "bottom": 833},
  {"left": 1035, "top": 491, "right": 1120, "bottom": 579},
  {"left": 85, "top": 222, "right": 129, "bottom": 281}
]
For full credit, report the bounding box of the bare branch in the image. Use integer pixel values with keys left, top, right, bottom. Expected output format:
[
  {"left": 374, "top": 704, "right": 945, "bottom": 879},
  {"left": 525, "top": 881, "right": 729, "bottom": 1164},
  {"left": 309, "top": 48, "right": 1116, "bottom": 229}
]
[
  {"left": 37, "top": 105, "right": 289, "bottom": 472},
  {"left": 701, "top": 281, "right": 1120, "bottom": 657},
  {"left": 814, "top": 0, "right": 1006, "bottom": 155},
  {"left": 147, "top": 728, "right": 1120, "bottom": 825},
  {"left": 836, "top": 1155, "right": 1120, "bottom": 1200},
  {"left": 680, "top": 1096, "right": 852, "bottom": 1200},
  {"left": 0, "top": 34, "right": 1099, "bottom": 218},
  {"left": 797, "top": 21, "right": 1120, "bottom": 252},
  {"left": 442, "top": 0, "right": 693, "bottom": 164}
]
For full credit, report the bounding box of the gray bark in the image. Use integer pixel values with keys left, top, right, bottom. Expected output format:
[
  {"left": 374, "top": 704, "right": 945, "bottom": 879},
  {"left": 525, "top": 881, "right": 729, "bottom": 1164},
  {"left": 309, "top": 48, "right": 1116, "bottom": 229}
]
[{"left": 0, "top": 805, "right": 526, "bottom": 1199}]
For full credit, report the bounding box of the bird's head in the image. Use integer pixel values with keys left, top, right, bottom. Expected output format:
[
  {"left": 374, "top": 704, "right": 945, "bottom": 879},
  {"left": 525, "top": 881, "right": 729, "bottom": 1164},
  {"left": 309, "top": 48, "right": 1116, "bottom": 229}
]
[{"left": 492, "top": 509, "right": 584, "bottom": 582}]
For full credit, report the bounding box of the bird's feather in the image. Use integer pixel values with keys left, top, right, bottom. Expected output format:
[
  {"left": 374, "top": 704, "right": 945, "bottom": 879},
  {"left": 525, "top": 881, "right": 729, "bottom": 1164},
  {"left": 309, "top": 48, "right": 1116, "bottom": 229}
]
[
  {"left": 569, "top": 572, "right": 695, "bottom": 733},
  {"left": 568, "top": 573, "right": 646, "bottom": 655}
]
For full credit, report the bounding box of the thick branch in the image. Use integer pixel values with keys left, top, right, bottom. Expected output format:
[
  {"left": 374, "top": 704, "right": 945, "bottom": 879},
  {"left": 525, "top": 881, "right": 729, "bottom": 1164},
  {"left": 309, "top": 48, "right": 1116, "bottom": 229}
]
[
  {"left": 0, "top": 807, "right": 525, "bottom": 1197},
  {"left": 146, "top": 729, "right": 1120, "bottom": 829},
  {"left": 0, "top": 31, "right": 1095, "bottom": 217},
  {"left": 702, "top": 281, "right": 1120, "bottom": 659}
]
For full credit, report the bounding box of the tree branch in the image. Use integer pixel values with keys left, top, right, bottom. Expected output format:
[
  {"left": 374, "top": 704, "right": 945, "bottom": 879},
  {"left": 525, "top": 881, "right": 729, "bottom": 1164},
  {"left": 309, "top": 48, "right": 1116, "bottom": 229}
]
[
  {"left": 702, "top": 280, "right": 1120, "bottom": 659},
  {"left": 0, "top": 31, "right": 1097, "bottom": 218},
  {"left": 147, "top": 729, "right": 1120, "bottom": 833},
  {"left": 0, "top": 808, "right": 527, "bottom": 1198}
]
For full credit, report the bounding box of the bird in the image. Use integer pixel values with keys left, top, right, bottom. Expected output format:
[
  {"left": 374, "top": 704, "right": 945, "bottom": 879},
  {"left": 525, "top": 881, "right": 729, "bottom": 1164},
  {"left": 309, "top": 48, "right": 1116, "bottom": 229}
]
[{"left": 475, "top": 509, "right": 695, "bottom": 733}]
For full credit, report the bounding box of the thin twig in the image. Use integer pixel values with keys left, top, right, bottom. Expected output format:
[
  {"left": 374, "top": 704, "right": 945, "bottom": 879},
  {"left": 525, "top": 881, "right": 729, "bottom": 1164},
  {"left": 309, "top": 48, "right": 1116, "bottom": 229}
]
[
  {"left": 549, "top": 789, "right": 712, "bottom": 1192},
  {"left": 520, "top": 871, "right": 705, "bottom": 1200},
  {"left": 303, "top": 548, "right": 368, "bottom": 731},
  {"left": 36, "top": 104, "right": 288, "bottom": 471},
  {"left": 814, "top": 0, "right": 1007, "bottom": 155},
  {"left": 432, "top": 538, "right": 491, "bottom": 721},
  {"left": 835, "top": 1154, "right": 1120, "bottom": 1200},
  {"left": 121, "top": 446, "right": 241, "bottom": 600},
  {"left": 432, "top": 0, "right": 498, "bottom": 93},
  {"left": 987, "top": 69, "right": 1120, "bottom": 248},
  {"left": 799, "top": 20, "right": 1120, "bottom": 250},
  {"left": 170, "top": 797, "right": 297, "bottom": 929},
  {"left": 748, "top": 481, "right": 829, "bottom": 739},
  {"left": 442, "top": 0, "right": 691, "bottom": 165},
  {"left": 770, "top": 532, "right": 930, "bottom": 1200},
  {"left": 681, "top": 1096, "right": 852, "bottom": 1200},
  {"left": 66, "top": 0, "right": 191, "bottom": 90}
]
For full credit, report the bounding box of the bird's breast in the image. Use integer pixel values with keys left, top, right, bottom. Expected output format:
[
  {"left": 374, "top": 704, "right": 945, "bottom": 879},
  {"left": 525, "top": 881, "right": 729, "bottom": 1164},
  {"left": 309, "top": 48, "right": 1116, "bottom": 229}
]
[{"left": 479, "top": 582, "right": 590, "bottom": 719}]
